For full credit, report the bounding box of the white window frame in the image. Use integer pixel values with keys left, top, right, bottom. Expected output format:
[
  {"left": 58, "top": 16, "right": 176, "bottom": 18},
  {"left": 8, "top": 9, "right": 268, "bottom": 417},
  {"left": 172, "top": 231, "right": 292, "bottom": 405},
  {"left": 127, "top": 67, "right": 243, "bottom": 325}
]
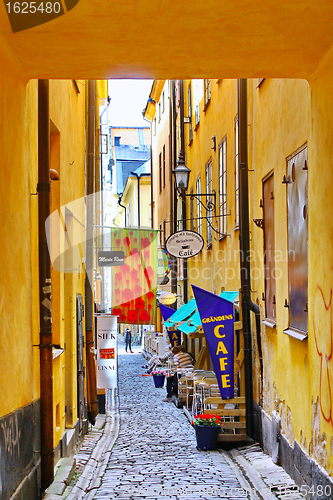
[{"left": 219, "top": 137, "right": 227, "bottom": 237}]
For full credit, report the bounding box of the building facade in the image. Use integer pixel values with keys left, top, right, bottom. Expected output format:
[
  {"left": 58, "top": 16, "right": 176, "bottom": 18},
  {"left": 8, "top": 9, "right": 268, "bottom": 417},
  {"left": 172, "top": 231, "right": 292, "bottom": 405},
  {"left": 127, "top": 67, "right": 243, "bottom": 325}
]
[
  {"left": 0, "top": 75, "right": 105, "bottom": 498},
  {"left": 147, "top": 77, "right": 333, "bottom": 489}
]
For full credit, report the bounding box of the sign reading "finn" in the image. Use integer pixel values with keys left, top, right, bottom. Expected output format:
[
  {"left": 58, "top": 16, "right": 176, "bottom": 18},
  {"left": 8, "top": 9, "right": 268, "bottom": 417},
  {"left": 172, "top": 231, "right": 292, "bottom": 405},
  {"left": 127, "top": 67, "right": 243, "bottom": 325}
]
[
  {"left": 98, "top": 251, "right": 124, "bottom": 267},
  {"left": 192, "top": 285, "right": 234, "bottom": 399}
]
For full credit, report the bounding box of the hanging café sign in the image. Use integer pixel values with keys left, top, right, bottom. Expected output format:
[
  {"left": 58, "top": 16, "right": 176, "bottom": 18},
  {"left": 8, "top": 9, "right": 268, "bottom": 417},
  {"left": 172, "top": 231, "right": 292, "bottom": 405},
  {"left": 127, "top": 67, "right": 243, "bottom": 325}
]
[
  {"left": 192, "top": 285, "right": 235, "bottom": 400},
  {"left": 165, "top": 230, "right": 204, "bottom": 258}
]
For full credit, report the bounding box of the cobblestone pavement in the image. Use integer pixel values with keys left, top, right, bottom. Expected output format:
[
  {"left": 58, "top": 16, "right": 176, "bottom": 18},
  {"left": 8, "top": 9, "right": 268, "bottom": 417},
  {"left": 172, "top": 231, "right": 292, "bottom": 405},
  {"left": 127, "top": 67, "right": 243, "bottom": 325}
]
[{"left": 90, "top": 340, "right": 249, "bottom": 500}]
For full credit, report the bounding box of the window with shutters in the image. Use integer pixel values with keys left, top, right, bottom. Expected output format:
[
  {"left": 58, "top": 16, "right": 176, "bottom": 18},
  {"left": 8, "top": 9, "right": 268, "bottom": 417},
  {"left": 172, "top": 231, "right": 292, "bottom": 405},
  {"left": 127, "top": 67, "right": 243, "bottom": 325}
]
[
  {"left": 262, "top": 171, "right": 276, "bottom": 326},
  {"left": 284, "top": 145, "right": 308, "bottom": 340},
  {"left": 234, "top": 115, "right": 239, "bottom": 227},
  {"left": 196, "top": 176, "right": 202, "bottom": 236},
  {"left": 206, "top": 159, "right": 212, "bottom": 246},
  {"left": 204, "top": 79, "right": 211, "bottom": 108},
  {"left": 219, "top": 137, "right": 227, "bottom": 237},
  {"left": 159, "top": 152, "right": 162, "bottom": 193},
  {"left": 188, "top": 82, "right": 193, "bottom": 144},
  {"left": 162, "top": 144, "right": 166, "bottom": 188},
  {"left": 190, "top": 188, "right": 194, "bottom": 231}
]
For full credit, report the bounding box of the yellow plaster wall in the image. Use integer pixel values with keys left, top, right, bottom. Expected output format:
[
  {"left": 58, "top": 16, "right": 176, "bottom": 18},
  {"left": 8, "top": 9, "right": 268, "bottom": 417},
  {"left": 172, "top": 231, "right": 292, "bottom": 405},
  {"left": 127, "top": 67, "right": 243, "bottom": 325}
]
[
  {"left": 308, "top": 57, "right": 333, "bottom": 473},
  {"left": 0, "top": 62, "right": 39, "bottom": 419},
  {"left": 186, "top": 79, "right": 241, "bottom": 297},
  {"left": 247, "top": 77, "right": 333, "bottom": 469},
  {"left": 151, "top": 82, "right": 172, "bottom": 243},
  {"left": 121, "top": 176, "right": 152, "bottom": 229},
  {"left": 49, "top": 79, "right": 86, "bottom": 440},
  {"left": 1, "top": 1, "right": 333, "bottom": 80},
  {"left": 140, "top": 178, "right": 151, "bottom": 228}
]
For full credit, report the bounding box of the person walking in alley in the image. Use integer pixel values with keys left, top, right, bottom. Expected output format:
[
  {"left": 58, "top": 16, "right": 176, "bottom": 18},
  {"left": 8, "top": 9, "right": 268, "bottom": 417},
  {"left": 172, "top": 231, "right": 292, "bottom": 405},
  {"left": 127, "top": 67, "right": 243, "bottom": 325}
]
[
  {"left": 124, "top": 328, "right": 133, "bottom": 353},
  {"left": 163, "top": 346, "right": 194, "bottom": 402}
]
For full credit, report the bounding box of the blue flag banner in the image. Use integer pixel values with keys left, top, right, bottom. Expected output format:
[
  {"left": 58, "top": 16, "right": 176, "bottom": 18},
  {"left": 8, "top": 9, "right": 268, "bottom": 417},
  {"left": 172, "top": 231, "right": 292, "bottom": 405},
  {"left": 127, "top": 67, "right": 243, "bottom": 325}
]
[
  {"left": 159, "top": 304, "right": 175, "bottom": 322},
  {"left": 159, "top": 304, "right": 182, "bottom": 347},
  {"left": 192, "top": 285, "right": 235, "bottom": 399},
  {"left": 167, "top": 329, "right": 182, "bottom": 348}
]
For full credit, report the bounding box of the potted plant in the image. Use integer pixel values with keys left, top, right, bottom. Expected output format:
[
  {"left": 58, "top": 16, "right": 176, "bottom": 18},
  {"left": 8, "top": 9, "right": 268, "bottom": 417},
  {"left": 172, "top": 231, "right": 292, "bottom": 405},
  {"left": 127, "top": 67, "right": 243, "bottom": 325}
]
[
  {"left": 192, "top": 414, "right": 224, "bottom": 450},
  {"left": 151, "top": 370, "right": 166, "bottom": 388}
]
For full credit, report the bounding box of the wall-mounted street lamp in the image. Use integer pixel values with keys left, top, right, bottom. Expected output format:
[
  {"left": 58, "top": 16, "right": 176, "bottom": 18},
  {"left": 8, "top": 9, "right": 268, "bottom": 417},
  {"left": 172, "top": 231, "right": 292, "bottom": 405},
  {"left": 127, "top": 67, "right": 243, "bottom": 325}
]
[
  {"left": 172, "top": 153, "right": 216, "bottom": 214},
  {"left": 171, "top": 152, "right": 230, "bottom": 238},
  {"left": 172, "top": 150, "right": 191, "bottom": 191}
]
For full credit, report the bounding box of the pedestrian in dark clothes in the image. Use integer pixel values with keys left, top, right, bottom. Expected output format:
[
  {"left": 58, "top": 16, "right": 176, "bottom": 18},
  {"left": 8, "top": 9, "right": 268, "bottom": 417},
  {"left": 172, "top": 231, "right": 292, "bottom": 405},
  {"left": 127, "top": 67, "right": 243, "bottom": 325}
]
[{"left": 124, "top": 328, "right": 133, "bottom": 353}]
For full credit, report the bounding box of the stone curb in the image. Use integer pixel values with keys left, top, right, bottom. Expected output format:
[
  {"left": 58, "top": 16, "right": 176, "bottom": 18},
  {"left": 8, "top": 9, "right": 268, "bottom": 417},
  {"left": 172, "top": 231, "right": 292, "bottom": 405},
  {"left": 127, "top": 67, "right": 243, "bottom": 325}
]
[
  {"left": 221, "top": 450, "right": 261, "bottom": 500},
  {"left": 227, "top": 448, "right": 277, "bottom": 500},
  {"left": 43, "top": 457, "right": 76, "bottom": 498},
  {"left": 66, "top": 392, "right": 120, "bottom": 500},
  {"left": 227, "top": 444, "right": 306, "bottom": 500},
  {"left": 43, "top": 392, "right": 120, "bottom": 500}
]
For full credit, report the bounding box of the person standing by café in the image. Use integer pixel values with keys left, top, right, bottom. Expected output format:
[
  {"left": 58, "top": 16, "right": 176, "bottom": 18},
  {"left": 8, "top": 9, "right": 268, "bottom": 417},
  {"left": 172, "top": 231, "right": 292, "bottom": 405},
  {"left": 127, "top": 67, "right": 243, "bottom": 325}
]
[
  {"left": 124, "top": 328, "right": 133, "bottom": 353},
  {"left": 163, "top": 346, "right": 194, "bottom": 401}
]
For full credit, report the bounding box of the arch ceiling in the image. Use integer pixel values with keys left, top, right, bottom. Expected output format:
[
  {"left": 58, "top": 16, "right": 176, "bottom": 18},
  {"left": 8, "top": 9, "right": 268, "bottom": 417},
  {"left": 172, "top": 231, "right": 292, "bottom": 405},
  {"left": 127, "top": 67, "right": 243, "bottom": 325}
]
[{"left": 0, "top": 0, "right": 333, "bottom": 80}]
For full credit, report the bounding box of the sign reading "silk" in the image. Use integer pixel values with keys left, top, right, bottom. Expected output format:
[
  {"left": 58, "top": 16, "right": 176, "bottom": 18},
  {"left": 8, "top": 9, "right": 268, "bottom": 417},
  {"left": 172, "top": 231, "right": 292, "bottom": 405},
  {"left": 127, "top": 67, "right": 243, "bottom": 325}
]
[{"left": 192, "top": 285, "right": 234, "bottom": 399}]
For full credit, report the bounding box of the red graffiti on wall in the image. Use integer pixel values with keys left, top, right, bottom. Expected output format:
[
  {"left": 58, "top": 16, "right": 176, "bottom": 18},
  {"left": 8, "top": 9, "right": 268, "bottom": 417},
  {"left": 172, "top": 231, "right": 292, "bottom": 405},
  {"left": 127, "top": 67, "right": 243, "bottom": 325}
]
[{"left": 313, "top": 286, "right": 333, "bottom": 426}]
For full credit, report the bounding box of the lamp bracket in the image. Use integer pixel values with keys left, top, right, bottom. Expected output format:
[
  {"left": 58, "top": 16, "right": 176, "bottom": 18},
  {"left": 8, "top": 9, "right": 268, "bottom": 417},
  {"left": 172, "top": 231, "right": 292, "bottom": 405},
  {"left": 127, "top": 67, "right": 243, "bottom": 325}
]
[{"left": 183, "top": 191, "right": 217, "bottom": 215}]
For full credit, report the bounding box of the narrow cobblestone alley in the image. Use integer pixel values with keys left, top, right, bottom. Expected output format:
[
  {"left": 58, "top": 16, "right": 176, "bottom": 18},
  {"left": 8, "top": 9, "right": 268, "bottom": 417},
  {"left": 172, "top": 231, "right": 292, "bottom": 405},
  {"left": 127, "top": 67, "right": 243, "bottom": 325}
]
[{"left": 91, "top": 340, "right": 249, "bottom": 500}]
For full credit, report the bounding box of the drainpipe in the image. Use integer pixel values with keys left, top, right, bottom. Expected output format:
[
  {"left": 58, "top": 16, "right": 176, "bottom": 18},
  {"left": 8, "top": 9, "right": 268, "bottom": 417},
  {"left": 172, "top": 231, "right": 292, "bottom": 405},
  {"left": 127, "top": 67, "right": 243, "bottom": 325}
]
[
  {"left": 38, "top": 79, "right": 54, "bottom": 492},
  {"left": 86, "top": 80, "right": 98, "bottom": 425},
  {"left": 171, "top": 80, "right": 178, "bottom": 307},
  {"left": 118, "top": 197, "right": 127, "bottom": 225},
  {"left": 150, "top": 145, "right": 154, "bottom": 228},
  {"left": 238, "top": 78, "right": 261, "bottom": 438},
  {"left": 132, "top": 172, "right": 141, "bottom": 227},
  {"left": 179, "top": 80, "right": 188, "bottom": 304}
]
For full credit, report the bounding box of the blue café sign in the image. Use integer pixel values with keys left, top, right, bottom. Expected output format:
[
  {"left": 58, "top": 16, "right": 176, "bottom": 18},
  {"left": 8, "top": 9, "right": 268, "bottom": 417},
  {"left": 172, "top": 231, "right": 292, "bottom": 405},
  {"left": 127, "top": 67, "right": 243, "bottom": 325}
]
[
  {"left": 159, "top": 304, "right": 182, "bottom": 347},
  {"left": 192, "top": 285, "right": 234, "bottom": 399}
]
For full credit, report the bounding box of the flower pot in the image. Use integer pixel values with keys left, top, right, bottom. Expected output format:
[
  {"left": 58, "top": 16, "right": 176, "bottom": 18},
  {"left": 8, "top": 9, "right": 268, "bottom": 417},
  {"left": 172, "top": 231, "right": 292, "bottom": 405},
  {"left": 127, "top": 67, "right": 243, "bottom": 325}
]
[
  {"left": 152, "top": 374, "right": 165, "bottom": 388},
  {"left": 194, "top": 425, "right": 220, "bottom": 450}
]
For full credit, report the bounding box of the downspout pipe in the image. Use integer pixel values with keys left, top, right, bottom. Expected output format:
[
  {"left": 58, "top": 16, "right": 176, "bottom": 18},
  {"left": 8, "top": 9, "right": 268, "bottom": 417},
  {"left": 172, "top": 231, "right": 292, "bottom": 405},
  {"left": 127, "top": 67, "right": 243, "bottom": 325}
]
[
  {"left": 38, "top": 79, "right": 54, "bottom": 493},
  {"left": 179, "top": 80, "right": 188, "bottom": 304},
  {"left": 238, "top": 78, "right": 263, "bottom": 438},
  {"left": 86, "top": 80, "right": 98, "bottom": 425},
  {"left": 171, "top": 80, "right": 178, "bottom": 308},
  {"left": 132, "top": 172, "right": 141, "bottom": 227},
  {"left": 118, "top": 197, "right": 127, "bottom": 225}
]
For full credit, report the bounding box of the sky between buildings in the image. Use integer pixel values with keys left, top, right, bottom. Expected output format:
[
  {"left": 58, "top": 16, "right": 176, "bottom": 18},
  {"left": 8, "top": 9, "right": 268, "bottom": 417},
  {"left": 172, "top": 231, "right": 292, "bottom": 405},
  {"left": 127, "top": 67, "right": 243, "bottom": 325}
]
[{"left": 108, "top": 79, "right": 153, "bottom": 128}]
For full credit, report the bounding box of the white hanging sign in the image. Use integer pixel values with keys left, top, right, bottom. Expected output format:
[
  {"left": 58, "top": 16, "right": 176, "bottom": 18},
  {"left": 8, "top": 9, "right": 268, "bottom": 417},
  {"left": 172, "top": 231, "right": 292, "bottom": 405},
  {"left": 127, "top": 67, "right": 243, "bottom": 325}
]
[
  {"left": 96, "top": 315, "right": 118, "bottom": 389},
  {"left": 165, "top": 230, "right": 204, "bottom": 258}
]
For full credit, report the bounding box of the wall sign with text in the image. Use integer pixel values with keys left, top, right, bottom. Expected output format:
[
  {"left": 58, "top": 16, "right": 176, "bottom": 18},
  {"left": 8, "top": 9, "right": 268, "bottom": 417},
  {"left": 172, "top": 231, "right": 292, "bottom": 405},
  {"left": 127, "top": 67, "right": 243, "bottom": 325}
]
[
  {"left": 96, "top": 315, "right": 117, "bottom": 389},
  {"left": 98, "top": 251, "right": 124, "bottom": 267},
  {"left": 165, "top": 230, "right": 204, "bottom": 258}
]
